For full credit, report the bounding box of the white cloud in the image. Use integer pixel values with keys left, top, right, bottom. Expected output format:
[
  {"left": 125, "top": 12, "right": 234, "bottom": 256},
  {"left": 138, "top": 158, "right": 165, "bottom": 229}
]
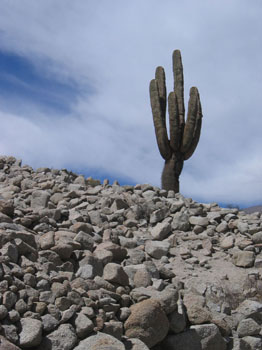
[{"left": 0, "top": 0, "right": 262, "bottom": 205}]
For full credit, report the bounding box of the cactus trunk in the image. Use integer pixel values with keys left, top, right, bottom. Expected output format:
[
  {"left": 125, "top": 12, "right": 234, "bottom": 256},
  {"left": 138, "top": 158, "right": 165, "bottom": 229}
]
[
  {"left": 161, "top": 153, "right": 184, "bottom": 192},
  {"left": 150, "top": 50, "right": 203, "bottom": 193}
]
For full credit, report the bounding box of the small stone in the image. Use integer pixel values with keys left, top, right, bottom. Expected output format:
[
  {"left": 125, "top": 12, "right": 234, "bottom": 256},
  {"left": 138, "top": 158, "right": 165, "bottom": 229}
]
[
  {"left": 0, "top": 335, "right": 21, "bottom": 350},
  {"left": 145, "top": 240, "right": 170, "bottom": 259},
  {"left": 189, "top": 216, "right": 209, "bottom": 226},
  {"left": 74, "top": 231, "right": 94, "bottom": 250},
  {"left": 41, "top": 314, "right": 59, "bottom": 332},
  {"left": 150, "top": 209, "right": 166, "bottom": 224},
  {"left": 19, "top": 318, "right": 42, "bottom": 347},
  {"left": 15, "top": 299, "right": 28, "bottom": 315},
  {"left": 3, "top": 291, "right": 17, "bottom": 310},
  {"left": 103, "top": 320, "right": 123, "bottom": 340},
  {"left": 232, "top": 251, "right": 255, "bottom": 267},
  {"left": 75, "top": 312, "right": 94, "bottom": 338},
  {"left": 220, "top": 236, "right": 235, "bottom": 249},
  {"left": 39, "top": 231, "right": 55, "bottom": 250},
  {"left": 0, "top": 305, "right": 8, "bottom": 320},
  {"left": 31, "top": 190, "right": 50, "bottom": 209},
  {"left": 151, "top": 222, "right": 171, "bottom": 240},
  {"left": 103, "top": 263, "right": 129, "bottom": 286},
  {"left": 237, "top": 318, "right": 261, "bottom": 337},
  {"left": 183, "top": 293, "right": 211, "bottom": 325},
  {"left": 252, "top": 231, "right": 262, "bottom": 244},
  {"left": 38, "top": 324, "right": 77, "bottom": 350},
  {"left": 74, "top": 332, "right": 125, "bottom": 350},
  {"left": 191, "top": 323, "right": 227, "bottom": 350},
  {"left": 8, "top": 310, "right": 20, "bottom": 322},
  {"left": 239, "top": 336, "right": 262, "bottom": 349},
  {"left": 133, "top": 268, "right": 152, "bottom": 288},
  {"left": 1, "top": 242, "right": 18, "bottom": 263},
  {"left": 51, "top": 243, "right": 73, "bottom": 260},
  {"left": 55, "top": 297, "right": 71, "bottom": 311},
  {"left": 216, "top": 221, "right": 228, "bottom": 233}
]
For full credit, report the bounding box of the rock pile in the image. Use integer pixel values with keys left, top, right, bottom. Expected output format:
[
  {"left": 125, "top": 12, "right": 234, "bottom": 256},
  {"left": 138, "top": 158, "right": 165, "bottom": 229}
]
[{"left": 0, "top": 155, "right": 262, "bottom": 350}]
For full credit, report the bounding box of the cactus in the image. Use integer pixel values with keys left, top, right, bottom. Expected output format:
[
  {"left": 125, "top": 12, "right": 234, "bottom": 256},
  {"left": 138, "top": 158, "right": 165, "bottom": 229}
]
[{"left": 149, "top": 50, "right": 203, "bottom": 193}]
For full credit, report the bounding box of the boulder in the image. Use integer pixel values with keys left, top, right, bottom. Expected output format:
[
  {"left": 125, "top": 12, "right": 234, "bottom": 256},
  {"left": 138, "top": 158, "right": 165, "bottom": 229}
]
[{"left": 124, "top": 299, "right": 169, "bottom": 348}]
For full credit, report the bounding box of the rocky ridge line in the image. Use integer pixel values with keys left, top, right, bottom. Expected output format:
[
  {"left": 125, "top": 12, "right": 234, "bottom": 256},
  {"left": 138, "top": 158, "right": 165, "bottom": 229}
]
[{"left": 0, "top": 156, "right": 262, "bottom": 350}]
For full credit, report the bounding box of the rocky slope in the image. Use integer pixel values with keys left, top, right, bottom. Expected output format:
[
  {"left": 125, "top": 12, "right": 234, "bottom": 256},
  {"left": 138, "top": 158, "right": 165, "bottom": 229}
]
[{"left": 0, "top": 155, "right": 262, "bottom": 350}]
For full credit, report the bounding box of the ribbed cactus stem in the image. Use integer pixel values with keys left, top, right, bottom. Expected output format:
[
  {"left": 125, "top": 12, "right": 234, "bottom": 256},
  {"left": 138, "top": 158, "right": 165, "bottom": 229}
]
[{"left": 149, "top": 50, "right": 203, "bottom": 193}]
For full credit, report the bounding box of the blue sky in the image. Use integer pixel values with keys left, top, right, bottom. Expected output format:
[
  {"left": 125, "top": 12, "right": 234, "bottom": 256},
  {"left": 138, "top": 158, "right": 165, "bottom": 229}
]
[
  {"left": 0, "top": 0, "right": 262, "bottom": 207},
  {"left": 0, "top": 50, "right": 81, "bottom": 114}
]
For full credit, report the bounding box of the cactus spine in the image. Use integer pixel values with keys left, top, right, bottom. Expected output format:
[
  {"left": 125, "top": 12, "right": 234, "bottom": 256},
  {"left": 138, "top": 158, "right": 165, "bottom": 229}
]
[{"left": 149, "top": 50, "right": 203, "bottom": 193}]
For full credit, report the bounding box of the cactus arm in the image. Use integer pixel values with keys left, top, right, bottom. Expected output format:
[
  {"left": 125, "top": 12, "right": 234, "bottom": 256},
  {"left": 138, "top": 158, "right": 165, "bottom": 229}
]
[
  {"left": 184, "top": 96, "right": 203, "bottom": 160},
  {"left": 155, "top": 66, "right": 167, "bottom": 117},
  {"left": 181, "top": 87, "right": 199, "bottom": 154},
  {"left": 149, "top": 79, "right": 171, "bottom": 160},
  {"left": 172, "top": 50, "right": 185, "bottom": 124},
  {"left": 168, "top": 92, "right": 182, "bottom": 152}
]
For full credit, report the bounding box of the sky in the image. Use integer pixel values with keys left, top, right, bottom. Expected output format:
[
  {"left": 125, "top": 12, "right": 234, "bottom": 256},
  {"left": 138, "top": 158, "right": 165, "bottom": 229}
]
[{"left": 0, "top": 0, "right": 262, "bottom": 208}]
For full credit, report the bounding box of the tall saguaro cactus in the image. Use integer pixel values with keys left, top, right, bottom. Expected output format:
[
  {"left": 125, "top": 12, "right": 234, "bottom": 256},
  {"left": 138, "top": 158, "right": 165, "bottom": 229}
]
[{"left": 149, "top": 50, "right": 203, "bottom": 193}]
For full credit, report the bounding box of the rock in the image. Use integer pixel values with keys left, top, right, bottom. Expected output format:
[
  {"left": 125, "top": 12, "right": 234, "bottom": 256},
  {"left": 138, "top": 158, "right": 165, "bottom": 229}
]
[
  {"left": 123, "top": 338, "right": 150, "bottom": 350},
  {"left": 183, "top": 293, "right": 211, "bottom": 324},
  {"left": 41, "top": 314, "right": 59, "bottom": 332},
  {"left": 3, "top": 156, "right": 262, "bottom": 350},
  {"left": 252, "top": 231, "right": 262, "bottom": 244},
  {"left": 130, "top": 287, "right": 178, "bottom": 314},
  {"left": 232, "top": 251, "right": 255, "bottom": 267},
  {"left": 31, "top": 190, "right": 50, "bottom": 209},
  {"left": 0, "top": 305, "right": 8, "bottom": 320},
  {"left": 39, "top": 231, "right": 55, "bottom": 249},
  {"left": 145, "top": 240, "right": 170, "bottom": 259},
  {"left": 74, "top": 231, "right": 94, "bottom": 250},
  {"left": 95, "top": 242, "right": 127, "bottom": 262},
  {"left": 103, "top": 320, "right": 123, "bottom": 340},
  {"left": 38, "top": 324, "right": 77, "bottom": 350},
  {"left": 70, "top": 222, "right": 93, "bottom": 234},
  {"left": 216, "top": 221, "right": 228, "bottom": 233},
  {"left": 0, "top": 200, "right": 14, "bottom": 217},
  {"left": 151, "top": 222, "right": 171, "bottom": 240},
  {"left": 235, "top": 299, "right": 262, "bottom": 322},
  {"left": 19, "top": 318, "right": 42, "bottom": 347},
  {"left": 52, "top": 243, "right": 73, "bottom": 260},
  {"left": 124, "top": 299, "right": 169, "bottom": 348},
  {"left": 220, "top": 235, "right": 235, "bottom": 249},
  {"left": 2, "top": 324, "right": 18, "bottom": 344},
  {"left": 237, "top": 318, "right": 261, "bottom": 337},
  {"left": 133, "top": 268, "right": 152, "bottom": 288},
  {"left": 76, "top": 264, "right": 95, "bottom": 279},
  {"left": 172, "top": 211, "right": 190, "bottom": 231},
  {"left": 150, "top": 209, "right": 166, "bottom": 224},
  {"left": 74, "top": 332, "right": 125, "bottom": 350},
  {"left": 103, "top": 263, "right": 129, "bottom": 286},
  {"left": 75, "top": 312, "right": 94, "bottom": 338},
  {"left": 191, "top": 324, "right": 227, "bottom": 350},
  {"left": 239, "top": 336, "right": 262, "bottom": 349},
  {"left": 3, "top": 291, "right": 17, "bottom": 310},
  {"left": 189, "top": 216, "right": 209, "bottom": 226},
  {"left": 0, "top": 336, "right": 21, "bottom": 350}
]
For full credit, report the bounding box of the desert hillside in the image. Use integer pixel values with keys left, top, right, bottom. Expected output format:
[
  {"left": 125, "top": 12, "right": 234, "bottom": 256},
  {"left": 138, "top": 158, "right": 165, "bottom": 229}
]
[{"left": 0, "top": 156, "right": 262, "bottom": 350}]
